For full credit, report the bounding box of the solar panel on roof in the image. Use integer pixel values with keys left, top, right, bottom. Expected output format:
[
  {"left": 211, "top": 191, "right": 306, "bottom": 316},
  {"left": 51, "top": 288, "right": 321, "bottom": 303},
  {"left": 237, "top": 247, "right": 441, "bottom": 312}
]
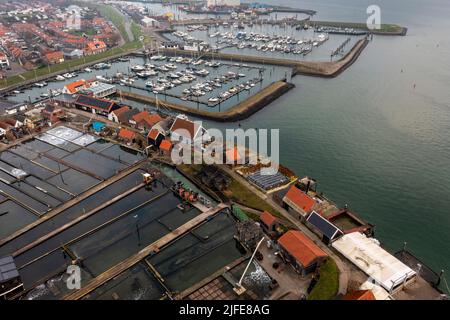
[
  {"left": 307, "top": 211, "right": 342, "bottom": 240},
  {"left": 76, "top": 95, "right": 112, "bottom": 110},
  {"left": 247, "top": 171, "right": 289, "bottom": 190}
]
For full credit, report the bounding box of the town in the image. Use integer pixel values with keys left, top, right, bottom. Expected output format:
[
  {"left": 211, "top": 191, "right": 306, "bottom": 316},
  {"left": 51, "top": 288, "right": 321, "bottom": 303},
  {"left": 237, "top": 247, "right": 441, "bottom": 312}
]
[{"left": 0, "top": 0, "right": 447, "bottom": 303}]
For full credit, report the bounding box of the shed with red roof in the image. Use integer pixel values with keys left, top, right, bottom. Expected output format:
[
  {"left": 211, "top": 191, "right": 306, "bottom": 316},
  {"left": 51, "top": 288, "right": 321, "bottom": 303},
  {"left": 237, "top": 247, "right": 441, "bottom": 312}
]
[
  {"left": 282, "top": 185, "right": 317, "bottom": 219},
  {"left": 277, "top": 230, "right": 328, "bottom": 275}
]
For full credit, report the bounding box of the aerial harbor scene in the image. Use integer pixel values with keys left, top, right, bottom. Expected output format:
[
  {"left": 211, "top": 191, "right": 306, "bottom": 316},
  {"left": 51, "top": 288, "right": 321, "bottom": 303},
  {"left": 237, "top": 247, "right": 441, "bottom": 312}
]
[{"left": 0, "top": 0, "right": 449, "bottom": 306}]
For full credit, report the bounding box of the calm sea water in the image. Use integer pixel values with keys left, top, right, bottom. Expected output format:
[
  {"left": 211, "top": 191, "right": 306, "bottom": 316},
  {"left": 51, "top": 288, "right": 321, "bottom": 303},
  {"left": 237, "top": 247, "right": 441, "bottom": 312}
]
[{"left": 208, "top": 0, "right": 450, "bottom": 278}]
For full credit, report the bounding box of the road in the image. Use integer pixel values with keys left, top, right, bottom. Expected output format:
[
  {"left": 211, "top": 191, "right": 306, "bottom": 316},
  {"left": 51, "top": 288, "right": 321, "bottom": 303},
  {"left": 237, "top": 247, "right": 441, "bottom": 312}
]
[
  {"left": 218, "top": 165, "right": 351, "bottom": 295},
  {"left": 111, "top": 6, "right": 134, "bottom": 43}
]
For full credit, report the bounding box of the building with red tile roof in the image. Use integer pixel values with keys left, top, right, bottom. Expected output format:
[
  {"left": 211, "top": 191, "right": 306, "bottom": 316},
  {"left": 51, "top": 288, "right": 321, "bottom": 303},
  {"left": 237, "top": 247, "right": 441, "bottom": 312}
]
[
  {"left": 159, "top": 139, "right": 173, "bottom": 156},
  {"left": 84, "top": 40, "right": 107, "bottom": 56},
  {"left": 108, "top": 106, "right": 130, "bottom": 123},
  {"left": 169, "top": 115, "right": 206, "bottom": 145},
  {"left": 147, "top": 128, "right": 164, "bottom": 147},
  {"left": 118, "top": 128, "right": 136, "bottom": 142},
  {"left": 45, "top": 51, "right": 64, "bottom": 64},
  {"left": 131, "top": 111, "right": 162, "bottom": 130},
  {"left": 260, "top": 211, "right": 278, "bottom": 236},
  {"left": 278, "top": 230, "right": 328, "bottom": 275},
  {"left": 282, "top": 185, "right": 317, "bottom": 219},
  {"left": 63, "top": 79, "right": 87, "bottom": 94}
]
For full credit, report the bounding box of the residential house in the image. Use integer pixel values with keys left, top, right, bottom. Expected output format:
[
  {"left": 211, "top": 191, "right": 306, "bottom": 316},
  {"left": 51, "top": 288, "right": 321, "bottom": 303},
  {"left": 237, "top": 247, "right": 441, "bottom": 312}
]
[
  {"left": 44, "top": 51, "right": 64, "bottom": 64},
  {"left": 159, "top": 139, "right": 173, "bottom": 156},
  {"left": 41, "top": 105, "right": 65, "bottom": 125},
  {"left": 118, "top": 128, "right": 136, "bottom": 144},
  {"left": 277, "top": 230, "right": 328, "bottom": 276},
  {"left": 282, "top": 185, "right": 317, "bottom": 221},
  {"left": 130, "top": 111, "right": 162, "bottom": 131},
  {"left": 147, "top": 128, "right": 164, "bottom": 147},
  {"left": 260, "top": 211, "right": 278, "bottom": 237},
  {"left": 84, "top": 40, "right": 107, "bottom": 56},
  {"left": 63, "top": 79, "right": 87, "bottom": 94},
  {"left": 117, "top": 108, "right": 140, "bottom": 126},
  {"left": 108, "top": 106, "right": 130, "bottom": 123},
  {"left": 169, "top": 115, "right": 207, "bottom": 145},
  {"left": 151, "top": 118, "right": 171, "bottom": 136},
  {"left": 74, "top": 95, "right": 121, "bottom": 117}
]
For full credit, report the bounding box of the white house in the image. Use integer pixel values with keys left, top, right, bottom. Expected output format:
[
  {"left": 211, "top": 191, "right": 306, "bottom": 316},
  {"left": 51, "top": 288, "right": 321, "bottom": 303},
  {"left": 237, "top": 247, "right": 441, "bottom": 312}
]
[{"left": 169, "top": 115, "right": 208, "bottom": 145}]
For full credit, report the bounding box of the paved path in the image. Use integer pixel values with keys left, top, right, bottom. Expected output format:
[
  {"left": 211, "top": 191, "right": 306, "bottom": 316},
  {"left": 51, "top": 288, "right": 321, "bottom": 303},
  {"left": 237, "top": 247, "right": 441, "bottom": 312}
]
[{"left": 218, "top": 165, "right": 350, "bottom": 295}]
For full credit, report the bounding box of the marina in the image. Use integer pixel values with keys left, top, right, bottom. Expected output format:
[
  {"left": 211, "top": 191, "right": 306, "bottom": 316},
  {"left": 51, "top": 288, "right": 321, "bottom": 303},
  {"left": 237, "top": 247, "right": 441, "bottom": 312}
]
[{"left": 1, "top": 55, "right": 292, "bottom": 115}]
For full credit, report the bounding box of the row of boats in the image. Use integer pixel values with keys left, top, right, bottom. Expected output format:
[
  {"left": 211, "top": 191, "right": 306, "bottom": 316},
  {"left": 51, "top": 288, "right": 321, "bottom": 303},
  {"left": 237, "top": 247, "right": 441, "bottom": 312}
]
[
  {"left": 143, "top": 69, "right": 248, "bottom": 99},
  {"left": 173, "top": 29, "right": 330, "bottom": 55},
  {"left": 130, "top": 62, "right": 213, "bottom": 81},
  {"left": 203, "top": 78, "right": 259, "bottom": 105}
]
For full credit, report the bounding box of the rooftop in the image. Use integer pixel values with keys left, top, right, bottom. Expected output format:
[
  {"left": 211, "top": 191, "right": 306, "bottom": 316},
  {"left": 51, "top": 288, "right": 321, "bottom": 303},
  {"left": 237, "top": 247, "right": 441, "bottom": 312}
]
[
  {"left": 278, "top": 230, "right": 327, "bottom": 267},
  {"left": 283, "top": 185, "right": 316, "bottom": 214}
]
